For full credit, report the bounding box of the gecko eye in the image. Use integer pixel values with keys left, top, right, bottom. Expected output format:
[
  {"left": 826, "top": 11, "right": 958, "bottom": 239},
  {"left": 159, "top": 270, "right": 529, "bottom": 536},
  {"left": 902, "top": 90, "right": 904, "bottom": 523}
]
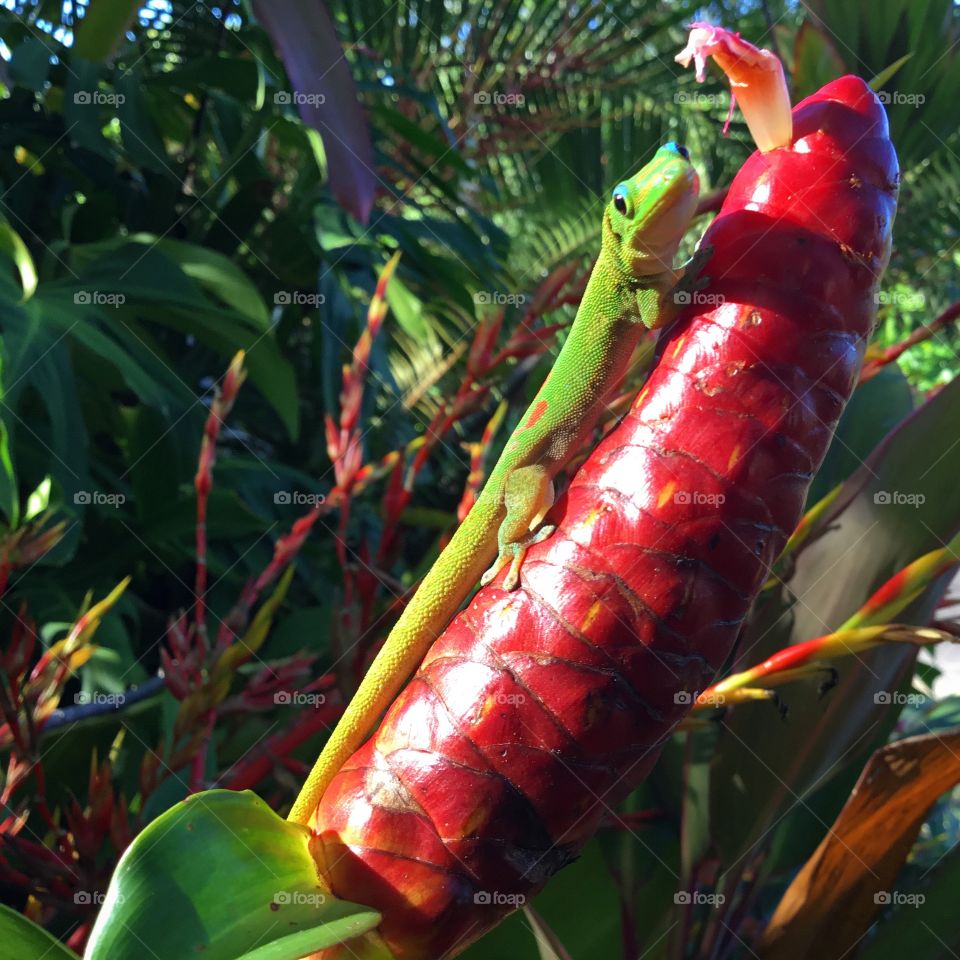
[{"left": 612, "top": 186, "right": 631, "bottom": 217}]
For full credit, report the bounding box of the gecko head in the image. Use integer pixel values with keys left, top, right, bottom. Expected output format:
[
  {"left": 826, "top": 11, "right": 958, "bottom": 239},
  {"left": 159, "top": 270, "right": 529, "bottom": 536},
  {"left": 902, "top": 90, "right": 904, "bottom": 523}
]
[{"left": 604, "top": 142, "right": 700, "bottom": 278}]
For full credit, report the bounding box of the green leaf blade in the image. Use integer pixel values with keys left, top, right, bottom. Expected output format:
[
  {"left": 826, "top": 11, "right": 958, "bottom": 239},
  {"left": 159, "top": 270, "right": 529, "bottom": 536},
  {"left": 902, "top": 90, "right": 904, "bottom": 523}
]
[{"left": 83, "top": 789, "right": 380, "bottom": 960}]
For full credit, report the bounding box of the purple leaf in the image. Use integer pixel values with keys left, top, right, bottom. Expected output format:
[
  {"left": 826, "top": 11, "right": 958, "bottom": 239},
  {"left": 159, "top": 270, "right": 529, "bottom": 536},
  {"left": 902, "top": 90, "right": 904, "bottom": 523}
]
[{"left": 253, "top": 0, "right": 375, "bottom": 223}]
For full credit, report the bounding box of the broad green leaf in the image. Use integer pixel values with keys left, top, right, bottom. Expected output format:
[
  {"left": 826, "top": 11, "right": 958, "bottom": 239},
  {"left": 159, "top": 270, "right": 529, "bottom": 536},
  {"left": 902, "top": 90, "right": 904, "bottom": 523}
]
[
  {"left": 43, "top": 239, "right": 298, "bottom": 436},
  {"left": 60, "top": 238, "right": 223, "bottom": 305},
  {"left": 39, "top": 297, "right": 192, "bottom": 412},
  {"left": 152, "top": 238, "right": 270, "bottom": 330},
  {"left": 0, "top": 904, "right": 79, "bottom": 959},
  {"left": 84, "top": 789, "right": 381, "bottom": 960},
  {"left": 678, "top": 729, "right": 715, "bottom": 891}
]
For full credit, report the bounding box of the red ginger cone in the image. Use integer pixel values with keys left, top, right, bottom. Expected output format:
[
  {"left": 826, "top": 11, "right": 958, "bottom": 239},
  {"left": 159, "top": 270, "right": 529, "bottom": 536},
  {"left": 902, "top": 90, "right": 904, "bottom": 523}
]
[{"left": 311, "top": 75, "right": 898, "bottom": 959}]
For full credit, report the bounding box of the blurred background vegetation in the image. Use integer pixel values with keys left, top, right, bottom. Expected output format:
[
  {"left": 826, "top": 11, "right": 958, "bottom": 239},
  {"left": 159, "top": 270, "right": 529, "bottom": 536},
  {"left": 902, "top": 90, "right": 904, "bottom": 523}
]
[{"left": 1, "top": 0, "right": 960, "bottom": 957}]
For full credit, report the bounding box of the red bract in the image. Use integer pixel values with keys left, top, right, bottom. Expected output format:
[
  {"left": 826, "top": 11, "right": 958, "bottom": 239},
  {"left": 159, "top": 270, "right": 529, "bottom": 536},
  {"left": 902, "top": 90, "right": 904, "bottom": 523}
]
[{"left": 312, "top": 76, "right": 898, "bottom": 959}]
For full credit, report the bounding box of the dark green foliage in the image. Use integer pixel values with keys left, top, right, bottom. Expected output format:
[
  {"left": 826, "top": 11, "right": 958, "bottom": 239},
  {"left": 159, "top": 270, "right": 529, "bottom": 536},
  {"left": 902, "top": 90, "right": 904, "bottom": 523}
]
[{"left": 0, "top": 2, "right": 958, "bottom": 958}]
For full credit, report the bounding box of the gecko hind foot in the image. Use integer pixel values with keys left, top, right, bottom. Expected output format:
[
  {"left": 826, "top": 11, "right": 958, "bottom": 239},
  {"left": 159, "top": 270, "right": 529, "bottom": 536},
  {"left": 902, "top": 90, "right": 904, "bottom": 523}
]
[{"left": 481, "top": 524, "right": 557, "bottom": 591}]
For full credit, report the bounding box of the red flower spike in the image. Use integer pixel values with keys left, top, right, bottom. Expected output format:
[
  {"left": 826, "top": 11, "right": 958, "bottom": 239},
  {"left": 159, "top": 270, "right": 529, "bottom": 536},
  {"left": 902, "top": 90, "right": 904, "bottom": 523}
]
[{"left": 194, "top": 351, "right": 248, "bottom": 642}]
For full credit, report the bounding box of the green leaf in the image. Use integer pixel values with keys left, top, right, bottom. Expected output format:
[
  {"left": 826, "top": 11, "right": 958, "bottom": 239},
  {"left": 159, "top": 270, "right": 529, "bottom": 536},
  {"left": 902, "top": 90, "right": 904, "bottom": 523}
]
[
  {"left": 523, "top": 906, "right": 572, "bottom": 960},
  {"left": 72, "top": 0, "right": 140, "bottom": 62},
  {"left": 8, "top": 38, "right": 52, "bottom": 92},
  {"left": 242, "top": 333, "right": 300, "bottom": 440},
  {"left": 24, "top": 476, "right": 51, "bottom": 521},
  {"left": 84, "top": 789, "right": 381, "bottom": 960},
  {"left": 807, "top": 365, "right": 914, "bottom": 501},
  {"left": 39, "top": 296, "right": 192, "bottom": 412},
  {"left": 164, "top": 54, "right": 263, "bottom": 102},
  {"left": 0, "top": 215, "right": 37, "bottom": 299},
  {"left": 153, "top": 238, "right": 270, "bottom": 330},
  {"left": 791, "top": 20, "right": 848, "bottom": 100},
  {"left": 860, "top": 844, "right": 960, "bottom": 960},
  {"left": 47, "top": 238, "right": 298, "bottom": 436},
  {"left": 115, "top": 72, "right": 174, "bottom": 176},
  {"left": 1, "top": 303, "right": 89, "bottom": 511},
  {"left": 0, "top": 904, "right": 79, "bottom": 959},
  {"left": 0, "top": 339, "right": 18, "bottom": 526},
  {"left": 869, "top": 53, "right": 914, "bottom": 91},
  {"left": 385, "top": 272, "right": 438, "bottom": 346},
  {"left": 63, "top": 58, "right": 116, "bottom": 158}
]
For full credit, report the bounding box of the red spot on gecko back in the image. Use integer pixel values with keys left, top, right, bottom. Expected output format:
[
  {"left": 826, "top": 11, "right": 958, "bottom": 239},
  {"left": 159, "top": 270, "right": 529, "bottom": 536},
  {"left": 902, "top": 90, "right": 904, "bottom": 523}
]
[{"left": 524, "top": 399, "right": 548, "bottom": 430}]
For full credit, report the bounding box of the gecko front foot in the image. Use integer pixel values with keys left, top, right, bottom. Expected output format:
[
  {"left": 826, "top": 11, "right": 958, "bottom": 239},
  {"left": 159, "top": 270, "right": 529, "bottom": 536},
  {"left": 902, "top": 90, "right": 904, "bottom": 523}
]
[
  {"left": 672, "top": 243, "right": 714, "bottom": 303},
  {"left": 480, "top": 524, "right": 557, "bottom": 590}
]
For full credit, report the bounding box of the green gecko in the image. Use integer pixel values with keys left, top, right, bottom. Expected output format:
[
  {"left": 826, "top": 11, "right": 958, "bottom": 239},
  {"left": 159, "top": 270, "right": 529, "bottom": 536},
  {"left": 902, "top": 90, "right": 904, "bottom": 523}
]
[{"left": 289, "top": 142, "right": 708, "bottom": 825}]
